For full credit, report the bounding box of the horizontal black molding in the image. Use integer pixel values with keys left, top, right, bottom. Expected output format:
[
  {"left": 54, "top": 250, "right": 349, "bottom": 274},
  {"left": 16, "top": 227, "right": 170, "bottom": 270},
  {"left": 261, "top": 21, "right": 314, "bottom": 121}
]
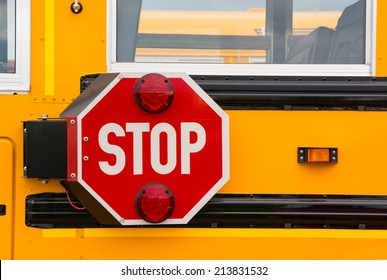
[
  {"left": 191, "top": 75, "right": 387, "bottom": 110},
  {"left": 26, "top": 193, "right": 387, "bottom": 229},
  {"left": 81, "top": 74, "right": 387, "bottom": 110}
]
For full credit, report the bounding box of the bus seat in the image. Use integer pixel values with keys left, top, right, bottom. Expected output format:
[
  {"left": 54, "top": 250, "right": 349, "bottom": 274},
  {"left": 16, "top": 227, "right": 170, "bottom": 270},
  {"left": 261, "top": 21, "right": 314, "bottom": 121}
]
[
  {"left": 328, "top": 0, "right": 365, "bottom": 64},
  {"left": 286, "top": 27, "right": 334, "bottom": 64},
  {"left": 286, "top": 0, "right": 365, "bottom": 64}
]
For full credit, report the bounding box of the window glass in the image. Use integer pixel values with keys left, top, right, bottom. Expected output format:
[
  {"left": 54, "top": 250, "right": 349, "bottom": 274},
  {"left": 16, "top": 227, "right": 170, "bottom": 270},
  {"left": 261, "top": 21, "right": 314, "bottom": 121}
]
[
  {"left": 290, "top": 0, "right": 364, "bottom": 64},
  {"left": 0, "top": 0, "right": 15, "bottom": 73},
  {"left": 0, "top": 0, "right": 30, "bottom": 93},
  {"left": 115, "top": 0, "right": 366, "bottom": 65}
]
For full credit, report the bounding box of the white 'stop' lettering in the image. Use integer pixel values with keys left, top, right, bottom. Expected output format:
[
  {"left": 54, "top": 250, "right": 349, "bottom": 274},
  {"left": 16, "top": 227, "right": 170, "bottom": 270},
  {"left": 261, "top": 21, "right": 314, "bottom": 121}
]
[{"left": 97, "top": 122, "right": 206, "bottom": 175}]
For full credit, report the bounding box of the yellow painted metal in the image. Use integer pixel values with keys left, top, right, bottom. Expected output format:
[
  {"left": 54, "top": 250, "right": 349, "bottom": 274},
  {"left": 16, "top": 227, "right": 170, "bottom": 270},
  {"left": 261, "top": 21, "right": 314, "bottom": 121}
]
[
  {"left": 222, "top": 110, "right": 387, "bottom": 195},
  {"left": 1, "top": 0, "right": 387, "bottom": 260},
  {"left": 0, "top": 139, "right": 14, "bottom": 260},
  {"left": 11, "top": 228, "right": 387, "bottom": 260},
  {"left": 54, "top": 0, "right": 107, "bottom": 100},
  {"left": 376, "top": 0, "right": 387, "bottom": 76},
  {"left": 44, "top": 0, "right": 55, "bottom": 96},
  {"left": 77, "top": 228, "right": 387, "bottom": 260},
  {"left": 9, "top": 110, "right": 387, "bottom": 260}
]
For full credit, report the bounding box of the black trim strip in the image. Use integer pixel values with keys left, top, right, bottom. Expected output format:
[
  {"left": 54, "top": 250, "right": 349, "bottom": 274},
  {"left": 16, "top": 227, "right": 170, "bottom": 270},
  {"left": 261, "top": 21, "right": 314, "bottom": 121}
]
[
  {"left": 81, "top": 74, "right": 387, "bottom": 111},
  {"left": 26, "top": 193, "right": 387, "bottom": 229},
  {"left": 192, "top": 76, "right": 387, "bottom": 110}
]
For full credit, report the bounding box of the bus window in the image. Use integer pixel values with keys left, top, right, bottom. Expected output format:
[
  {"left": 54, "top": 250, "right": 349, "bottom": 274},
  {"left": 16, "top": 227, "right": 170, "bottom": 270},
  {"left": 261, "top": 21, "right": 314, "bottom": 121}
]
[
  {"left": 0, "top": 0, "right": 15, "bottom": 73},
  {"left": 0, "top": 0, "right": 30, "bottom": 93},
  {"left": 111, "top": 0, "right": 372, "bottom": 75}
]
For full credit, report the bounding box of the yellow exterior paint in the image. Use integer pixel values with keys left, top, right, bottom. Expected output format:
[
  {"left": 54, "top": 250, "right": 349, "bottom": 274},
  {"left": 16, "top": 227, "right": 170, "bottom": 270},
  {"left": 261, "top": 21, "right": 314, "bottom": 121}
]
[
  {"left": 376, "top": 0, "right": 387, "bottom": 75},
  {"left": 44, "top": 0, "right": 55, "bottom": 96},
  {"left": 224, "top": 110, "right": 387, "bottom": 195},
  {"left": 0, "top": 139, "right": 14, "bottom": 260},
  {"left": 1, "top": 0, "right": 387, "bottom": 260}
]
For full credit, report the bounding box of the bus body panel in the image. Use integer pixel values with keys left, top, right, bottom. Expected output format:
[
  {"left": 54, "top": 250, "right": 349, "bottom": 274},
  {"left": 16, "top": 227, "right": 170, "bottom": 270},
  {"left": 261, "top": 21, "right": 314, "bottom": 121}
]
[
  {"left": 0, "top": 139, "right": 14, "bottom": 260},
  {"left": 1, "top": 0, "right": 387, "bottom": 259}
]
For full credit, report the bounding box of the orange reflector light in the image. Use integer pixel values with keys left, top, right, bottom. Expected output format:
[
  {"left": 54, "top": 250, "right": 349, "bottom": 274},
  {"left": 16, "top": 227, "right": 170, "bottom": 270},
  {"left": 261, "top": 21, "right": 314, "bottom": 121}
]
[
  {"left": 298, "top": 147, "right": 338, "bottom": 163},
  {"left": 308, "top": 149, "right": 330, "bottom": 163}
]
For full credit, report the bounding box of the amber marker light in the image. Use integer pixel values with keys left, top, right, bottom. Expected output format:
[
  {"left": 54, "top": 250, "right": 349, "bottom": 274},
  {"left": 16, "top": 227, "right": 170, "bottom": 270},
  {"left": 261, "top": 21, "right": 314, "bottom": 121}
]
[{"left": 298, "top": 147, "right": 338, "bottom": 163}]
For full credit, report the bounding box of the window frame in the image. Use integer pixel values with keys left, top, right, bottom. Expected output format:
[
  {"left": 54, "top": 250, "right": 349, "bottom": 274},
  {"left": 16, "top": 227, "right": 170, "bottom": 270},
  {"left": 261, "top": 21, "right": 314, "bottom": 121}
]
[
  {"left": 0, "top": 0, "right": 30, "bottom": 93},
  {"left": 107, "top": 0, "right": 376, "bottom": 76}
]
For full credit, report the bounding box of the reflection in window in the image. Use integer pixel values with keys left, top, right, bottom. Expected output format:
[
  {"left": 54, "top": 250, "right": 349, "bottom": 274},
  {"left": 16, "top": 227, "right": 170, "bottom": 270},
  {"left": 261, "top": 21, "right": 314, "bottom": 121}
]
[
  {"left": 137, "top": 0, "right": 266, "bottom": 64},
  {"left": 0, "top": 0, "right": 15, "bottom": 73},
  {"left": 289, "top": 0, "right": 364, "bottom": 64},
  {"left": 116, "top": 0, "right": 366, "bottom": 65}
]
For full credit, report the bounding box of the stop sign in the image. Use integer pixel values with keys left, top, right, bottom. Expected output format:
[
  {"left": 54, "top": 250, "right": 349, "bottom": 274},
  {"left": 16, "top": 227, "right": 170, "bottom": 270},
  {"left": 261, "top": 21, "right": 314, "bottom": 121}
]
[{"left": 61, "top": 73, "right": 229, "bottom": 225}]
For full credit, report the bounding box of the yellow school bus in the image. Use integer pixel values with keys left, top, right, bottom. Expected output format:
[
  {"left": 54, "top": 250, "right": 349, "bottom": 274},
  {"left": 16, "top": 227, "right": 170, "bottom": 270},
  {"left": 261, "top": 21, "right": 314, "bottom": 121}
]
[{"left": 2, "top": 0, "right": 387, "bottom": 260}]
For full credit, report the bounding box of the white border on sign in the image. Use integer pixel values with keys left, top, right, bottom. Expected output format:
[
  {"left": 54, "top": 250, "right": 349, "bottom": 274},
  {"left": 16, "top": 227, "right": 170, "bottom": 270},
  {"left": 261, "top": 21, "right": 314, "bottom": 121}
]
[{"left": 77, "top": 72, "right": 230, "bottom": 225}]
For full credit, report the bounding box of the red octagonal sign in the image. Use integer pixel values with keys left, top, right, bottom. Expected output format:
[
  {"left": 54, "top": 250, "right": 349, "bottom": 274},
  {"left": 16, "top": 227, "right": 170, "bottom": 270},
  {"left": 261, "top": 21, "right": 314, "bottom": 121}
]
[{"left": 61, "top": 73, "right": 229, "bottom": 225}]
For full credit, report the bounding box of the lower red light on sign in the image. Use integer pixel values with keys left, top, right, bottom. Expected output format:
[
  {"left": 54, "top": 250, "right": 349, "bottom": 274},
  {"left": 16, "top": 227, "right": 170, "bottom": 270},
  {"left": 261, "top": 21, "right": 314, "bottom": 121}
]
[{"left": 135, "top": 183, "right": 175, "bottom": 223}]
